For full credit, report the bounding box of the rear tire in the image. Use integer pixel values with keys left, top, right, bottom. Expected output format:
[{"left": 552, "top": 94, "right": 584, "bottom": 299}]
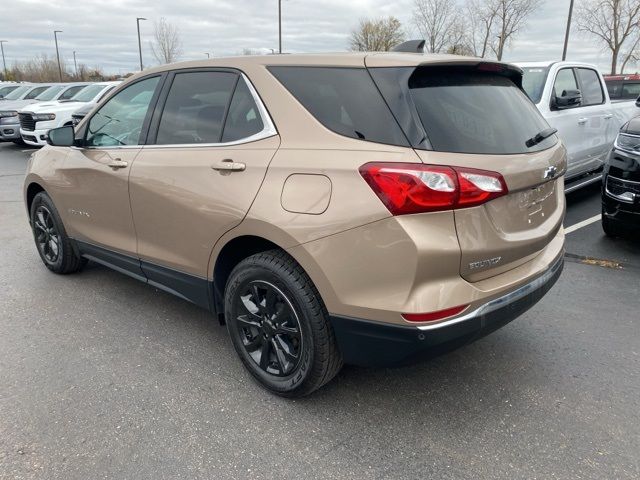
[
  {"left": 30, "top": 192, "right": 85, "bottom": 274},
  {"left": 224, "top": 250, "right": 342, "bottom": 397}
]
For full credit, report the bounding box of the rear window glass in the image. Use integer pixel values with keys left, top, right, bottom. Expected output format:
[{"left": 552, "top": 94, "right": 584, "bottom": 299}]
[
  {"left": 405, "top": 67, "right": 556, "bottom": 154},
  {"left": 269, "top": 66, "right": 408, "bottom": 146}
]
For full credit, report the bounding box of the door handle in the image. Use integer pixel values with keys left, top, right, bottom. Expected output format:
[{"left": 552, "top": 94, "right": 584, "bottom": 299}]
[
  {"left": 578, "top": 117, "right": 588, "bottom": 125},
  {"left": 107, "top": 159, "right": 128, "bottom": 170},
  {"left": 604, "top": 114, "right": 613, "bottom": 120},
  {"left": 211, "top": 159, "right": 246, "bottom": 172}
]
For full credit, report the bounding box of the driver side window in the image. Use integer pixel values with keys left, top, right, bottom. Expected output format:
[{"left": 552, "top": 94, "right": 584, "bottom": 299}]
[
  {"left": 553, "top": 69, "right": 578, "bottom": 100},
  {"left": 86, "top": 76, "right": 160, "bottom": 147}
]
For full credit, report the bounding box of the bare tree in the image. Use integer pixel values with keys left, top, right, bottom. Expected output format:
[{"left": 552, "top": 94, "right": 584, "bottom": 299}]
[
  {"left": 349, "top": 17, "right": 405, "bottom": 51},
  {"left": 491, "top": 0, "right": 542, "bottom": 61},
  {"left": 413, "top": 0, "right": 463, "bottom": 53},
  {"left": 577, "top": 0, "right": 640, "bottom": 75},
  {"left": 151, "top": 17, "right": 183, "bottom": 64},
  {"left": 619, "top": 32, "right": 640, "bottom": 73},
  {"left": 465, "top": 0, "right": 499, "bottom": 58}
]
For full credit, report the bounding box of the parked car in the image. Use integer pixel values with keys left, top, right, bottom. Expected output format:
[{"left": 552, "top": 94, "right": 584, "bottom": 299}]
[
  {"left": 19, "top": 82, "right": 119, "bottom": 147},
  {"left": 0, "top": 84, "right": 57, "bottom": 143},
  {"left": 0, "top": 84, "right": 87, "bottom": 143},
  {"left": 24, "top": 54, "right": 566, "bottom": 396},
  {"left": 518, "top": 61, "right": 639, "bottom": 192},
  {"left": 604, "top": 74, "right": 640, "bottom": 101},
  {"left": 602, "top": 110, "right": 640, "bottom": 236}
]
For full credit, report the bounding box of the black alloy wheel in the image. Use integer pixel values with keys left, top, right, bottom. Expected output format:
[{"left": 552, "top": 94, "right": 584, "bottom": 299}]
[
  {"left": 234, "top": 280, "right": 302, "bottom": 376},
  {"left": 33, "top": 205, "right": 61, "bottom": 264}
]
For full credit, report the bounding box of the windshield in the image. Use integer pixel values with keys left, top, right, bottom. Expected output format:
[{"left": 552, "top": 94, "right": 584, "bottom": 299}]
[
  {"left": 70, "top": 84, "right": 106, "bottom": 102},
  {"left": 0, "top": 85, "right": 19, "bottom": 97},
  {"left": 35, "top": 85, "right": 65, "bottom": 101},
  {"left": 521, "top": 67, "right": 550, "bottom": 104},
  {"left": 3, "top": 85, "right": 30, "bottom": 100}
]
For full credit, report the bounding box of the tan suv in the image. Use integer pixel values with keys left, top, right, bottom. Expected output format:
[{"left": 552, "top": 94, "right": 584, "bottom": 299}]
[{"left": 24, "top": 53, "right": 566, "bottom": 396}]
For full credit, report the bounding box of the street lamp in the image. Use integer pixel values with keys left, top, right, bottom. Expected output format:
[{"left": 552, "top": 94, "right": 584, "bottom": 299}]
[
  {"left": 136, "top": 17, "right": 147, "bottom": 71},
  {"left": 562, "top": 0, "right": 575, "bottom": 61},
  {"left": 0, "top": 40, "right": 7, "bottom": 79},
  {"left": 54, "top": 30, "right": 63, "bottom": 81},
  {"left": 205, "top": 52, "right": 210, "bottom": 58},
  {"left": 73, "top": 50, "right": 78, "bottom": 77}
]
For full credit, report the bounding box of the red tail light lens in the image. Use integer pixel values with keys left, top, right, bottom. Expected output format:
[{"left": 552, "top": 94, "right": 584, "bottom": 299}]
[{"left": 359, "top": 163, "right": 508, "bottom": 215}]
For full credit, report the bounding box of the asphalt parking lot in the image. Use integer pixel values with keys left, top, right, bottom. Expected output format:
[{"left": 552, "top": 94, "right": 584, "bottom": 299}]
[{"left": 1, "top": 142, "right": 639, "bottom": 480}]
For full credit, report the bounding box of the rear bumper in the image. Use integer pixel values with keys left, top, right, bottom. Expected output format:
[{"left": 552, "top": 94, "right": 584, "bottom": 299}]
[{"left": 329, "top": 251, "right": 564, "bottom": 367}]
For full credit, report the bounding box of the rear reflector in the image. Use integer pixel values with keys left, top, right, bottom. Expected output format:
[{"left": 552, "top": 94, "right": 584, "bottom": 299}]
[
  {"left": 402, "top": 304, "right": 469, "bottom": 323},
  {"left": 359, "top": 163, "right": 508, "bottom": 215}
]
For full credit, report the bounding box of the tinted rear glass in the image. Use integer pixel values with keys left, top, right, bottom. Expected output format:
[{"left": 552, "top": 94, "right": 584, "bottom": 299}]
[
  {"left": 269, "top": 66, "right": 408, "bottom": 146},
  {"left": 405, "top": 67, "right": 556, "bottom": 154},
  {"left": 576, "top": 68, "right": 604, "bottom": 105}
]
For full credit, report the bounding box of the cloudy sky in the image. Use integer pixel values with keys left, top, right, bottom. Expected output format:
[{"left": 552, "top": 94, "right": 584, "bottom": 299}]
[{"left": 0, "top": 0, "right": 630, "bottom": 75}]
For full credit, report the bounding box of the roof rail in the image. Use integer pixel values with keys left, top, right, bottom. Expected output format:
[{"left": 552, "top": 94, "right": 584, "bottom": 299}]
[{"left": 391, "top": 40, "right": 426, "bottom": 53}]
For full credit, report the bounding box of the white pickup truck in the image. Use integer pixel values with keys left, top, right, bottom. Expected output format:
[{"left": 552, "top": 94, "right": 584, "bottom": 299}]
[{"left": 517, "top": 61, "right": 639, "bottom": 192}]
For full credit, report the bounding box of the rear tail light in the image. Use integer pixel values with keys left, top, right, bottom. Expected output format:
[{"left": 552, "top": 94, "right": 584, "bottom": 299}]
[
  {"left": 359, "top": 162, "right": 508, "bottom": 215},
  {"left": 402, "top": 304, "right": 469, "bottom": 323}
]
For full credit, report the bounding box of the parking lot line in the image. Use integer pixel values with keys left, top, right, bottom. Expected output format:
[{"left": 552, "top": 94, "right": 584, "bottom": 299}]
[{"left": 565, "top": 214, "right": 601, "bottom": 234}]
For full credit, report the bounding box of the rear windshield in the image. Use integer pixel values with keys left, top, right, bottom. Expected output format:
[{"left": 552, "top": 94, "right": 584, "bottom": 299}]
[
  {"left": 268, "top": 66, "right": 409, "bottom": 146},
  {"left": 381, "top": 66, "right": 557, "bottom": 155}
]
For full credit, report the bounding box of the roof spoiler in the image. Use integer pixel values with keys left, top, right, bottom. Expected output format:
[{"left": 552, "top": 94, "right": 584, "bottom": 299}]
[{"left": 391, "top": 40, "right": 425, "bottom": 53}]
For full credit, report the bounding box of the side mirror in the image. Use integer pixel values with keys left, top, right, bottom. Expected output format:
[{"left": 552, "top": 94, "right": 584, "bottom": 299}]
[
  {"left": 46, "top": 125, "right": 75, "bottom": 147},
  {"left": 636, "top": 96, "right": 640, "bottom": 108},
  {"left": 554, "top": 89, "right": 582, "bottom": 109}
]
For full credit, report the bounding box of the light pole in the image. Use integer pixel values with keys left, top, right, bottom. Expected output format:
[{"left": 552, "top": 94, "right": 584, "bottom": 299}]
[
  {"left": 562, "top": 0, "right": 574, "bottom": 61},
  {"left": 54, "top": 30, "right": 63, "bottom": 81},
  {"left": 205, "top": 52, "right": 210, "bottom": 58},
  {"left": 0, "top": 40, "right": 7, "bottom": 79},
  {"left": 278, "top": 0, "right": 282, "bottom": 54},
  {"left": 73, "top": 50, "right": 78, "bottom": 77},
  {"left": 136, "top": 17, "right": 146, "bottom": 71}
]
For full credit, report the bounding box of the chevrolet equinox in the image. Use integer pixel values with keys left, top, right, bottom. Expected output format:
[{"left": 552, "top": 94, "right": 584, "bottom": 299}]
[{"left": 24, "top": 53, "right": 566, "bottom": 396}]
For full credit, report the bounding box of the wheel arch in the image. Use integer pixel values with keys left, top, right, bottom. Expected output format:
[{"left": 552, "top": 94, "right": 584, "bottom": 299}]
[{"left": 25, "top": 181, "right": 46, "bottom": 217}]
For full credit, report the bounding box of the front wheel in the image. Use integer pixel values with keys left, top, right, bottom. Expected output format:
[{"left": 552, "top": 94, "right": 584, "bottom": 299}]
[
  {"left": 224, "top": 250, "right": 342, "bottom": 397},
  {"left": 30, "top": 192, "right": 85, "bottom": 274}
]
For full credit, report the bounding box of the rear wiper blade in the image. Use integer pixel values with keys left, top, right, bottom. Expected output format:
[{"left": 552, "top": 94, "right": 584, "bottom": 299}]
[{"left": 525, "top": 127, "right": 557, "bottom": 148}]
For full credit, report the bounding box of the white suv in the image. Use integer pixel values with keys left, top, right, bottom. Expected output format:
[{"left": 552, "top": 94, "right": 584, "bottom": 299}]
[{"left": 18, "top": 83, "right": 117, "bottom": 146}]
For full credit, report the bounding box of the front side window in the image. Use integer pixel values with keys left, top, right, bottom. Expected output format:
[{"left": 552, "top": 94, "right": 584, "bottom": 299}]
[
  {"left": 576, "top": 68, "right": 604, "bottom": 105},
  {"left": 156, "top": 71, "right": 237, "bottom": 145},
  {"left": 553, "top": 68, "right": 578, "bottom": 99},
  {"left": 86, "top": 76, "right": 160, "bottom": 147},
  {"left": 0, "top": 86, "right": 19, "bottom": 97},
  {"left": 269, "top": 66, "right": 409, "bottom": 146}
]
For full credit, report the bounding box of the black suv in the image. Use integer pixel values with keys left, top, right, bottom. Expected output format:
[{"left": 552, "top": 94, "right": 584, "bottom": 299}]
[{"left": 602, "top": 110, "right": 640, "bottom": 236}]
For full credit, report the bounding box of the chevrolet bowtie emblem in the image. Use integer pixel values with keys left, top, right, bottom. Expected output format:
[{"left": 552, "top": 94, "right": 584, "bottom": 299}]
[{"left": 543, "top": 166, "right": 558, "bottom": 180}]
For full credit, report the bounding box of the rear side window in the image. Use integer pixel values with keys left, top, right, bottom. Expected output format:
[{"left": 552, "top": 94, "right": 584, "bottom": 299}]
[
  {"left": 221, "top": 78, "right": 264, "bottom": 142},
  {"left": 621, "top": 82, "right": 640, "bottom": 99},
  {"left": 576, "top": 68, "right": 604, "bottom": 105},
  {"left": 398, "top": 66, "right": 556, "bottom": 154},
  {"left": 156, "top": 71, "right": 237, "bottom": 145},
  {"left": 269, "top": 66, "right": 409, "bottom": 146}
]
